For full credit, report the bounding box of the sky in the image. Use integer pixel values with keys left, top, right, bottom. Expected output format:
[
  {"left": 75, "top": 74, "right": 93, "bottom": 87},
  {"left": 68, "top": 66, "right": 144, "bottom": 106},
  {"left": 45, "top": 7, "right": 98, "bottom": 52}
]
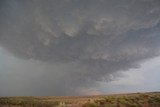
[{"left": 0, "top": 0, "right": 160, "bottom": 96}]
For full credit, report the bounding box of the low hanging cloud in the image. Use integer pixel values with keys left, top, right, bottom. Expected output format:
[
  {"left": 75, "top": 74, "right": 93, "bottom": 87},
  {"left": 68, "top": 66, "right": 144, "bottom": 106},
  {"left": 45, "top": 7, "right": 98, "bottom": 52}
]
[{"left": 0, "top": 0, "right": 160, "bottom": 95}]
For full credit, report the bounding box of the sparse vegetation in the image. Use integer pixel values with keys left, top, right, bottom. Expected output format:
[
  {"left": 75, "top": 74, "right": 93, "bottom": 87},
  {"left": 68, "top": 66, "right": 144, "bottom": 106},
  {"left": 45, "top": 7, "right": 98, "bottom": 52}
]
[{"left": 0, "top": 92, "right": 160, "bottom": 107}]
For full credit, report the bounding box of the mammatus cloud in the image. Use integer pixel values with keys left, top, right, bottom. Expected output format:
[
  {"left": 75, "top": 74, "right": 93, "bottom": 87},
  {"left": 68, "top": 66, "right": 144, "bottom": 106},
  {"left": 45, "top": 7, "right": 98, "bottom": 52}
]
[{"left": 0, "top": 0, "right": 160, "bottom": 95}]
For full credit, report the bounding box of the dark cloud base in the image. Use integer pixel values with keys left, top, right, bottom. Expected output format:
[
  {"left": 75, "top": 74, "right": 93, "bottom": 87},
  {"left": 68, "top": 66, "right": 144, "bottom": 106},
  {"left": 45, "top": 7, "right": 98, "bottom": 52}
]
[{"left": 0, "top": 0, "right": 160, "bottom": 95}]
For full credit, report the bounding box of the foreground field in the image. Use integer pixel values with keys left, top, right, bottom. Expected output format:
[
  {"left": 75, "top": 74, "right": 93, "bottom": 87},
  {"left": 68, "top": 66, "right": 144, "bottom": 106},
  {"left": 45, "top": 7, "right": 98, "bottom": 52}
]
[{"left": 0, "top": 92, "right": 160, "bottom": 107}]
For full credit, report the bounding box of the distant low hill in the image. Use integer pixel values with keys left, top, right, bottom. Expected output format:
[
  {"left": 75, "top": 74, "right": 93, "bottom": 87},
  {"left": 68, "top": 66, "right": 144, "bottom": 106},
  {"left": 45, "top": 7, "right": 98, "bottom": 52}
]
[{"left": 0, "top": 92, "right": 160, "bottom": 107}]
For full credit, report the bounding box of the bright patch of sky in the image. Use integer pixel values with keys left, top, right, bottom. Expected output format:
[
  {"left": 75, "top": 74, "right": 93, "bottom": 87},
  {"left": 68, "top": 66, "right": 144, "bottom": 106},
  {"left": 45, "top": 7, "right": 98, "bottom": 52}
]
[{"left": 100, "top": 56, "right": 160, "bottom": 94}]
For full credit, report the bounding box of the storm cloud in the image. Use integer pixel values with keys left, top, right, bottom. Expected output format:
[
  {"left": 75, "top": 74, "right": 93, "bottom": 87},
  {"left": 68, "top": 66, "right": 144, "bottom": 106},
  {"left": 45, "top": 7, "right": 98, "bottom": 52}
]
[{"left": 0, "top": 0, "right": 160, "bottom": 95}]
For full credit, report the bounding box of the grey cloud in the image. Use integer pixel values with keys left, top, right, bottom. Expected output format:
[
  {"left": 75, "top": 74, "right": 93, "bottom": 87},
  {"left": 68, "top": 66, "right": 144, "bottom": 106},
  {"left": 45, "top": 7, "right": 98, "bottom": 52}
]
[{"left": 0, "top": 0, "right": 160, "bottom": 95}]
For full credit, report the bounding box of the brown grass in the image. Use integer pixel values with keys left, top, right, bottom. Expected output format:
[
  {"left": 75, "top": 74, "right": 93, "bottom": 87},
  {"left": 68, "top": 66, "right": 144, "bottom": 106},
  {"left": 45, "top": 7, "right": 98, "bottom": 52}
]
[{"left": 0, "top": 92, "right": 160, "bottom": 107}]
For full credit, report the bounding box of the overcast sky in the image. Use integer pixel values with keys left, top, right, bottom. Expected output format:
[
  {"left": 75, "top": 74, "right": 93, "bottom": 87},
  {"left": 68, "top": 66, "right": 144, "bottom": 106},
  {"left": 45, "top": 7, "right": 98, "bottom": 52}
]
[{"left": 0, "top": 0, "right": 160, "bottom": 96}]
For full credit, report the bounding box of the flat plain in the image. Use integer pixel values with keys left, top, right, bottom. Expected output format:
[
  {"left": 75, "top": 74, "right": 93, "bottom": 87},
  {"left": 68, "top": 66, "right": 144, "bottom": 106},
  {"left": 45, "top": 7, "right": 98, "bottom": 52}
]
[{"left": 0, "top": 92, "right": 160, "bottom": 107}]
